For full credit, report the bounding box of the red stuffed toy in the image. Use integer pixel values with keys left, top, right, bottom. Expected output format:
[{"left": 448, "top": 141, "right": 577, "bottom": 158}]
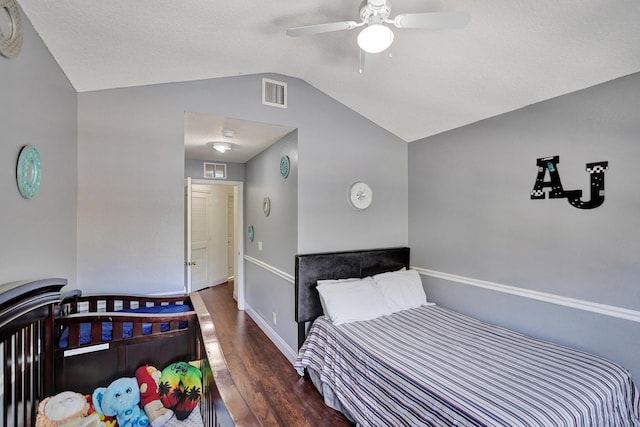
[{"left": 135, "top": 365, "right": 174, "bottom": 427}]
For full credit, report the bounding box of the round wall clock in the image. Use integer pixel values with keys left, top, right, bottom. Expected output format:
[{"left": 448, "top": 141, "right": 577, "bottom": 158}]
[
  {"left": 248, "top": 225, "right": 254, "bottom": 242},
  {"left": 263, "top": 197, "right": 271, "bottom": 216},
  {"left": 280, "top": 155, "right": 291, "bottom": 179},
  {"left": 16, "top": 145, "right": 41, "bottom": 199},
  {"left": 0, "top": 0, "right": 23, "bottom": 59},
  {"left": 348, "top": 181, "right": 373, "bottom": 210}
]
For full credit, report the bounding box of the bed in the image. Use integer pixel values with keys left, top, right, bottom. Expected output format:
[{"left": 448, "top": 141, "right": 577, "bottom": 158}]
[
  {"left": 1, "top": 278, "right": 259, "bottom": 427},
  {"left": 293, "top": 247, "right": 640, "bottom": 426}
]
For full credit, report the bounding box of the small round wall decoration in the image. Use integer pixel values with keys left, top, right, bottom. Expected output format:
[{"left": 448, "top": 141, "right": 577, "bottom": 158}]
[
  {"left": 347, "top": 181, "right": 373, "bottom": 210},
  {"left": 280, "top": 155, "right": 291, "bottom": 179},
  {"left": 16, "top": 145, "right": 42, "bottom": 199},
  {"left": 248, "top": 225, "right": 254, "bottom": 242},
  {"left": 0, "top": 0, "right": 23, "bottom": 59},
  {"left": 263, "top": 197, "right": 271, "bottom": 216}
]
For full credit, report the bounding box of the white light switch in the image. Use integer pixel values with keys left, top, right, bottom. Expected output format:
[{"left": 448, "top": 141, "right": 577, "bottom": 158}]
[{"left": 258, "top": 241, "right": 263, "bottom": 251}]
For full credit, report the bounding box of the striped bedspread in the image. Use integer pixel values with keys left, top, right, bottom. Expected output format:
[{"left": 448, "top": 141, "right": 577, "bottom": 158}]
[{"left": 294, "top": 305, "right": 640, "bottom": 426}]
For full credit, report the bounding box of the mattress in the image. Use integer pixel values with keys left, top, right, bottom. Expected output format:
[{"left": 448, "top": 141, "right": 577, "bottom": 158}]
[
  {"left": 58, "top": 303, "right": 191, "bottom": 348},
  {"left": 295, "top": 305, "right": 640, "bottom": 427}
]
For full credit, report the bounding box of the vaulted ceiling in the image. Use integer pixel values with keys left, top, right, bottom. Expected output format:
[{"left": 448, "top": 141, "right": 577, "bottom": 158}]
[{"left": 17, "top": 0, "right": 640, "bottom": 143}]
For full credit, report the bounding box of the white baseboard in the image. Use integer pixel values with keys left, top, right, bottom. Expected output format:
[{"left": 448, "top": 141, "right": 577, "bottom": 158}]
[{"left": 245, "top": 304, "right": 298, "bottom": 364}]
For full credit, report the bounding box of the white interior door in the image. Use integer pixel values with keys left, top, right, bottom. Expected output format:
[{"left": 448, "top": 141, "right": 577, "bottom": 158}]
[{"left": 191, "top": 187, "right": 212, "bottom": 292}]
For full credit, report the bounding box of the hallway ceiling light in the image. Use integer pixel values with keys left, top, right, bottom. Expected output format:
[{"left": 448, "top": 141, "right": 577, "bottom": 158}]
[{"left": 212, "top": 142, "right": 232, "bottom": 153}]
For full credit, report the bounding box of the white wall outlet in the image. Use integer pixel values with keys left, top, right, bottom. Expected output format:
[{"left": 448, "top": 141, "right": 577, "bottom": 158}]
[
  {"left": 258, "top": 241, "right": 263, "bottom": 251},
  {"left": 272, "top": 311, "right": 277, "bottom": 325}
]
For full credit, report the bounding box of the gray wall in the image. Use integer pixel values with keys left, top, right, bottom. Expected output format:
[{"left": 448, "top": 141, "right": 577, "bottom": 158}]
[
  {"left": 408, "top": 72, "right": 640, "bottom": 379},
  {"left": 245, "top": 131, "right": 298, "bottom": 349},
  {"left": 184, "top": 159, "right": 245, "bottom": 182},
  {"left": 245, "top": 131, "right": 298, "bottom": 272},
  {"left": 77, "top": 74, "right": 408, "bottom": 325},
  {"left": 0, "top": 8, "right": 77, "bottom": 287}
]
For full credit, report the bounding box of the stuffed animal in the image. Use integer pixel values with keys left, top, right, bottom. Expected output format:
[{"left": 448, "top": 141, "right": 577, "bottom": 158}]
[
  {"left": 158, "top": 362, "right": 202, "bottom": 420},
  {"left": 135, "top": 365, "right": 174, "bottom": 427},
  {"left": 36, "top": 391, "right": 105, "bottom": 427},
  {"left": 92, "top": 377, "right": 149, "bottom": 427}
]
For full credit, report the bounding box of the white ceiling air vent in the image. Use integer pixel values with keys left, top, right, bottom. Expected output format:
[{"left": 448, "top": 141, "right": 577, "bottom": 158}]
[{"left": 262, "top": 78, "right": 287, "bottom": 109}]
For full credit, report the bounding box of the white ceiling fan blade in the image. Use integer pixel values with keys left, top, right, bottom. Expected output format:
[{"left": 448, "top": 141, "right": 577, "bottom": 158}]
[
  {"left": 392, "top": 11, "right": 470, "bottom": 30},
  {"left": 286, "top": 21, "right": 359, "bottom": 37}
]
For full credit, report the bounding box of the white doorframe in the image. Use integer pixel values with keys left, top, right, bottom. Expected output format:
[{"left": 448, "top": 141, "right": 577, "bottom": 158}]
[
  {"left": 188, "top": 179, "right": 245, "bottom": 310},
  {"left": 184, "top": 177, "right": 192, "bottom": 293}
]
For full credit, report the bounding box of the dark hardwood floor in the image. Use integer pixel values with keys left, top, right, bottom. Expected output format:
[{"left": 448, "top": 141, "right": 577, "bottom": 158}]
[{"left": 197, "top": 282, "right": 353, "bottom": 427}]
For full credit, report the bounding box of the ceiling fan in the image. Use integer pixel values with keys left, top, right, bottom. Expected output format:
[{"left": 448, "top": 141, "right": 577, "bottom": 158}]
[{"left": 286, "top": 0, "right": 469, "bottom": 71}]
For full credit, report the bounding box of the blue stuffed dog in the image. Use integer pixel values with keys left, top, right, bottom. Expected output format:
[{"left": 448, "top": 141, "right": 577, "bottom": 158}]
[{"left": 93, "top": 377, "right": 149, "bottom": 427}]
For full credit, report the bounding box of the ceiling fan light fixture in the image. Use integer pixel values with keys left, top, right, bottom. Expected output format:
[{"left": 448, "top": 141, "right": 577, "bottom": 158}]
[
  {"left": 357, "top": 24, "right": 394, "bottom": 53},
  {"left": 212, "top": 142, "right": 232, "bottom": 153}
]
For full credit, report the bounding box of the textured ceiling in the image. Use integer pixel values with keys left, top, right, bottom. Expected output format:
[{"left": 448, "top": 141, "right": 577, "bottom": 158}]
[
  {"left": 184, "top": 112, "right": 295, "bottom": 163},
  {"left": 17, "top": 0, "right": 640, "bottom": 143}
]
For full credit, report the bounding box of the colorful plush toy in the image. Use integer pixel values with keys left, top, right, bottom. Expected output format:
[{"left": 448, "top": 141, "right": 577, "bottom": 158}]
[
  {"left": 158, "top": 362, "right": 202, "bottom": 420},
  {"left": 86, "top": 394, "right": 116, "bottom": 427},
  {"left": 92, "top": 377, "right": 149, "bottom": 427},
  {"left": 36, "top": 391, "right": 105, "bottom": 427},
  {"left": 135, "top": 365, "right": 174, "bottom": 427}
]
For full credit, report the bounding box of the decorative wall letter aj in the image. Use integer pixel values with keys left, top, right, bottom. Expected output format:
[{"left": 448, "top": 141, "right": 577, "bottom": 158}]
[{"left": 530, "top": 156, "right": 608, "bottom": 209}]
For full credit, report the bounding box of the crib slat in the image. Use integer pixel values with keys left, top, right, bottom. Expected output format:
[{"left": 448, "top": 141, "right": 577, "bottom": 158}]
[
  {"left": 91, "top": 322, "right": 102, "bottom": 343},
  {"left": 68, "top": 323, "right": 80, "bottom": 347},
  {"left": 113, "top": 321, "right": 123, "bottom": 341},
  {"left": 24, "top": 325, "right": 34, "bottom": 427},
  {"left": 152, "top": 322, "right": 161, "bottom": 333},
  {"left": 2, "top": 320, "right": 42, "bottom": 426},
  {"left": 132, "top": 321, "right": 143, "bottom": 337}
]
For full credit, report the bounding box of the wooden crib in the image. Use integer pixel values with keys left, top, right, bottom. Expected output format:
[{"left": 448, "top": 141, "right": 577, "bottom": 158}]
[
  {"left": 53, "top": 290, "right": 199, "bottom": 394},
  {"left": 1, "top": 278, "right": 64, "bottom": 426},
  {"left": 1, "top": 278, "right": 259, "bottom": 427}
]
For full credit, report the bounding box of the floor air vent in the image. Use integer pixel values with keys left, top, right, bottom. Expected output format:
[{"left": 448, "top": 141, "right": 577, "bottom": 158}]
[{"left": 262, "top": 78, "right": 287, "bottom": 108}]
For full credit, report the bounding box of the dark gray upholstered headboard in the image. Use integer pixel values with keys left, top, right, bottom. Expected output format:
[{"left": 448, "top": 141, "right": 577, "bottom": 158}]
[{"left": 295, "top": 247, "right": 410, "bottom": 348}]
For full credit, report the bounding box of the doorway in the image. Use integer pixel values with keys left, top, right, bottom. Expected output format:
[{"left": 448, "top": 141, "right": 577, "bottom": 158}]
[
  {"left": 185, "top": 178, "right": 244, "bottom": 308},
  {"left": 184, "top": 111, "right": 294, "bottom": 310}
]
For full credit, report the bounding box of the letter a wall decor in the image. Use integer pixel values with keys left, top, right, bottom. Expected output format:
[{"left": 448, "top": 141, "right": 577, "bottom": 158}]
[{"left": 530, "top": 156, "right": 609, "bottom": 209}]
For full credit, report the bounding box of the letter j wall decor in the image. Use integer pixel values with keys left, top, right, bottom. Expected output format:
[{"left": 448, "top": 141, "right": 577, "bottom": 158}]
[{"left": 530, "top": 156, "right": 609, "bottom": 209}]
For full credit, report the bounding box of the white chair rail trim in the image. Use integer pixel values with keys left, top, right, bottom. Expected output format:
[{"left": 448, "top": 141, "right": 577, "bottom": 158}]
[
  {"left": 413, "top": 266, "right": 640, "bottom": 323},
  {"left": 244, "top": 255, "right": 295, "bottom": 284}
]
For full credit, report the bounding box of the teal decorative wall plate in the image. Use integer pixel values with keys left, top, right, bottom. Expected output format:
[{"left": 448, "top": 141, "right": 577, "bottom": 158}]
[
  {"left": 248, "top": 225, "right": 254, "bottom": 242},
  {"left": 280, "top": 155, "right": 290, "bottom": 179},
  {"left": 16, "top": 145, "right": 41, "bottom": 199}
]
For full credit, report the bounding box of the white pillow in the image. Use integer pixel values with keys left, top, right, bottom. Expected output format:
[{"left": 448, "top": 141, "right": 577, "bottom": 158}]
[
  {"left": 373, "top": 269, "right": 427, "bottom": 313},
  {"left": 316, "top": 277, "right": 392, "bottom": 325}
]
